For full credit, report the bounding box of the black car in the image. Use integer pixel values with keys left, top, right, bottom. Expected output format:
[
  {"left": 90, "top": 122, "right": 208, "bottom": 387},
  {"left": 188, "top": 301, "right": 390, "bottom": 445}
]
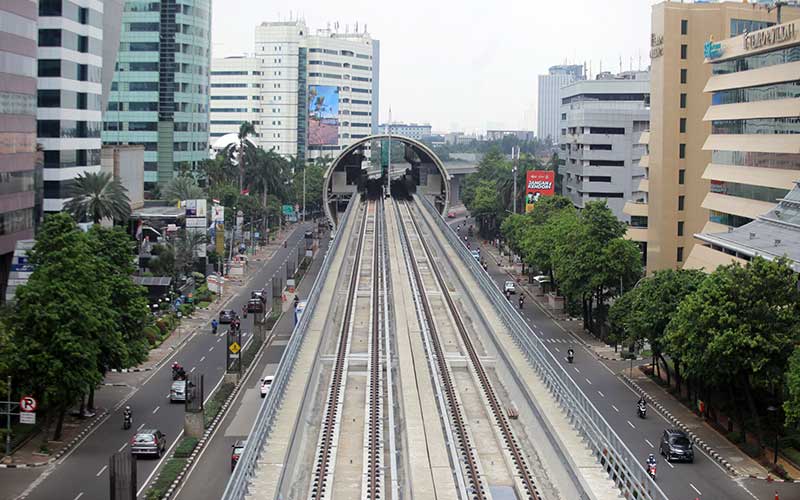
[
  {"left": 659, "top": 429, "right": 694, "bottom": 462},
  {"left": 231, "top": 440, "right": 247, "bottom": 471},
  {"left": 219, "top": 309, "right": 237, "bottom": 324}
]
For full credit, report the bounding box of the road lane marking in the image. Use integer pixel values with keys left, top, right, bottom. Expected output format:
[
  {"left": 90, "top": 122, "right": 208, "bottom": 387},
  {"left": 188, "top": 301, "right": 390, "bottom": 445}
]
[
  {"left": 217, "top": 337, "right": 222, "bottom": 342},
  {"left": 573, "top": 367, "right": 580, "bottom": 373},
  {"left": 554, "top": 347, "right": 560, "bottom": 352},
  {"left": 118, "top": 443, "right": 127, "bottom": 452},
  {"left": 627, "top": 420, "right": 635, "bottom": 429},
  {"left": 611, "top": 405, "right": 619, "bottom": 413},
  {"left": 96, "top": 465, "right": 107, "bottom": 477},
  {"left": 200, "top": 356, "right": 206, "bottom": 362},
  {"left": 665, "top": 460, "right": 674, "bottom": 469},
  {"left": 137, "top": 423, "right": 144, "bottom": 431},
  {"left": 190, "top": 366, "right": 196, "bottom": 373},
  {"left": 645, "top": 439, "right": 654, "bottom": 448},
  {"left": 585, "top": 378, "right": 592, "bottom": 385},
  {"left": 689, "top": 483, "right": 701, "bottom": 496},
  {"left": 153, "top": 406, "right": 160, "bottom": 414},
  {"left": 73, "top": 493, "right": 84, "bottom": 500},
  {"left": 208, "top": 346, "right": 214, "bottom": 352},
  {"left": 597, "top": 391, "right": 605, "bottom": 398}
]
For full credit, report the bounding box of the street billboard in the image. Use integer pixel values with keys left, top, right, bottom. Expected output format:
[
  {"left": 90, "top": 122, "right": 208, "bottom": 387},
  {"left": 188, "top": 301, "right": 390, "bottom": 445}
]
[
  {"left": 307, "top": 85, "right": 339, "bottom": 146},
  {"left": 185, "top": 199, "right": 207, "bottom": 218},
  {"left": 525, "top": 170, "right": 556, "bottom": 213}
]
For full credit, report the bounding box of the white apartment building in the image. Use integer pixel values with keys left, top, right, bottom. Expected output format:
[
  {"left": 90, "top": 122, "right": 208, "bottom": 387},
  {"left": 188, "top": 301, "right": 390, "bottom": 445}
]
[
  {"left": 379, "top": 122, "right": 432, "bottom": 141},
  {"left": 559, "top": 71, "right": 650, "bottom": 222},
  {"left": 209, "top": 56, "right": 262, "bottom": 143},
  {"left": 210, "top": 20, "right": 379, "bottom": 161},
  {"left": 537, "top": 64, "right": 584, "bottom": 144}
]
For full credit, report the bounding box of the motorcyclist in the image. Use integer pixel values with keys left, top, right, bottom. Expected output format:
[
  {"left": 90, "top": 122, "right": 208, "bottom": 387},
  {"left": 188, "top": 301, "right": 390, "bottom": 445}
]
[
  {"left": 211, "top": 318, "right": 218, "bottom": 335},
  {"left": 637, "top": 396, "right": 647, "bottom": 416},
  {"left": 293, "top": 295, "right": 300, "bottom": 309},
  {"left": 567, "top": 348, "right": 575, "bottom": 363},
  {"left": 123, "top": 405, "right": 132, "bottom": 428},
  {"left": 645, "top": 453, "right": 657, "bottom": 476},
  {"left": 242, "top": 303, "right": 248, "bottom": 319},
  {"left": 518, "top": 294, "right": 525, "bottom": 310}
]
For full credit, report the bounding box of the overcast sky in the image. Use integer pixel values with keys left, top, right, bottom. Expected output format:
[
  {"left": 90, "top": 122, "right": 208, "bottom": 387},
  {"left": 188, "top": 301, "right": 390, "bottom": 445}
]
[{"left": 212, "top": 0, "right": 659, "bottom": 134}]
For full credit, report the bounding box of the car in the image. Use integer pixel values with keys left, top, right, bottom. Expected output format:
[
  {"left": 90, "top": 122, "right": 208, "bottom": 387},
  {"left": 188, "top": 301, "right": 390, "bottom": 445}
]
[
  {"left": 219, "top": 309, "right": 237, "bottom": 324},
  {"left": 504, "top": 280, "right": 516, "bottom": 294},
  {"left": 251, "top": 289, "right": 267, "bottom": 302},
  {"left": 231, "top": 440, "right": 247, "bottom": 471},
  {"left": 247, "top": 298, "right": 265, "bottom": 314},
  {"left": 170, "top": 380, "right": 186, "bottom": 403},
  {"left": 447, "top": 211, "right": 456, "bottom": 218},
  {"left": 130, "top": 429, "right": 167, "bottom": 458},
  {"left": 260, "top": 376, "right": 274, "bottom": 398},
  {"left": 659, "top": 429, "right": 694, "bottom": 462},
  {"left": 470, "top": 250, "right": 481, "bottom": 262}
]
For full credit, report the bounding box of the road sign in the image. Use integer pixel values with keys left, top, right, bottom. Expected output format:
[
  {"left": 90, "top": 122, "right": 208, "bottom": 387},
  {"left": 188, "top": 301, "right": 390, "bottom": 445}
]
[
  {"left": 20, "top": 412, "right": 35, "bottom": 424},
  {"left": 20, "top": 396, "right": 36, "bottom": 412},
  {"left": 228, "top": 342, "right": 241, "bottom": 354}
]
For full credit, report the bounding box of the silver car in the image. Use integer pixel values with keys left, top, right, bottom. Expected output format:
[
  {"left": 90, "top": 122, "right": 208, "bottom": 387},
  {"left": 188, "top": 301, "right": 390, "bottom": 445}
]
[
  {"left": 170, "top": 380, "right": 186, "bottom": 403},
  {"left": 130, "top": 429, "right": 167, "bottom": 458}
]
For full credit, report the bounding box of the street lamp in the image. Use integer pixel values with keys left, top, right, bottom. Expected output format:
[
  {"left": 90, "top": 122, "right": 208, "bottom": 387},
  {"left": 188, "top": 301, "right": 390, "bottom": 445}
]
[{"left": 767, "top": 405, "right": 779, "bottom": 464}]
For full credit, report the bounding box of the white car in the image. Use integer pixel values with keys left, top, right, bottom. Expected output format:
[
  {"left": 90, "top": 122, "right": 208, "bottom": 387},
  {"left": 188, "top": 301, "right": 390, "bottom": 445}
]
[
  {"left": 471, "top": 250, "right": 481, "bottom": 261},
  {"left": 504, "top": 280, "right": 516, "bottom": 294},
  {"left": 260, "top": 376, "right": 274, "bottom": 398}
]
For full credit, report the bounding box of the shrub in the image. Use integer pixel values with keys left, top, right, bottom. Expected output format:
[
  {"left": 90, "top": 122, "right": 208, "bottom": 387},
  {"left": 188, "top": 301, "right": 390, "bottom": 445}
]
[
  {"left": 145, "top": 458, "right": 187, "bottom": 500},
  {"left": 143, "top": 326, "right": 160, "bottom": 346},
  {"left": 173, "top": 436, "right": 199, "bottom": 458},
  {"left": 155, "top": 319, "right": 168, "bottom": 335}
]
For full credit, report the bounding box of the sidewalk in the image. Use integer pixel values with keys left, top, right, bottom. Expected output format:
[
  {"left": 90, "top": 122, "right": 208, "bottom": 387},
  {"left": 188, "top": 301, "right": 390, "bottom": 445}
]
[
  {"left": 475, "top": 233, "right": 784, "bottom": 481},
  {"left": 0, "top": 224, "right": 302, "bottom": 468}
]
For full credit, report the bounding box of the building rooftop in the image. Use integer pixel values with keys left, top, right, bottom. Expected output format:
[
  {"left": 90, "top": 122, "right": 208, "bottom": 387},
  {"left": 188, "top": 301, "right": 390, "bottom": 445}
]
[{"left": 696, "top": 181, "right": 800, "bottom": 272}]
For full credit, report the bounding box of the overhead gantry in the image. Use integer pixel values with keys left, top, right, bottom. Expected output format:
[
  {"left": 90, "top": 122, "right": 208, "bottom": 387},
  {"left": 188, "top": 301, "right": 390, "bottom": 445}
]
[{"left": 322, "top": 134, "right": 450, "bottom": 229}]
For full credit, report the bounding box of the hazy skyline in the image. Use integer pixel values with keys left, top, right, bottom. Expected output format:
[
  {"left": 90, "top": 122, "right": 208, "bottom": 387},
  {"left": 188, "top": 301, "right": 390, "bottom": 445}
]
[{"left": 212, "top": 0, "right": 659, "bottom": 134}]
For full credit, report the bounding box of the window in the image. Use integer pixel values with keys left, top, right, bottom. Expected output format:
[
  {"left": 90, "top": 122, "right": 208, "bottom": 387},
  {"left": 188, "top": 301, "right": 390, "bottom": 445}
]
[
  {"left": 680, "top": 118, "right": 686, "bottom": 133},
  {"left": 129, "top": 42, "right": 158, "bottom": 52},
  {"left": 561, "top": 113, "right": 567, "bottom": 120},
  {"left": 38, "top": 29, "right": 61, "bottom": 47},
  {"left": 677, "top": 247, "right": 684, "bottom": 262},
  {"left": 37, "top": 90, "right": 60, "bottom": 108},
  {"left": 677, "top": 221, "right": 684, "bottom": 236},
  {"left": 680, "top": 93, "right": 687, "bottom": 108},
  {"left": 680, "top": 44, "right": 687, "bottom": 59},
  {"left": 681, "top": 19, "right": 688, "bottom": 35},
  {"left": 678, "top": 195, "right": 685, "bottom": 211},
  {"left": 38, "top": 59, "right": 60, "bottom": 77},
  {"left": 679, "top": 143, "right": 686, "bottom": 159},
  {"left": 680, "top": 68, "right": 687, "bottom": 84},
  {"left": 678, "top": 169, "right": 686, "bottom": 185}
]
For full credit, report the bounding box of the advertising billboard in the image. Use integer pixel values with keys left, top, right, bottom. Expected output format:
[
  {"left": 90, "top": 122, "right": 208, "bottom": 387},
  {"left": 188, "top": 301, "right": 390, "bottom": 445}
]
[
  {"left": 307, "top": 85, "right": 339, "bottom": 146},
  {"left": 525, "top": 170, "right": 556, "bottom": 213},
  {"left": 185, "top": 199, "right": 207, "bottom": 218}
]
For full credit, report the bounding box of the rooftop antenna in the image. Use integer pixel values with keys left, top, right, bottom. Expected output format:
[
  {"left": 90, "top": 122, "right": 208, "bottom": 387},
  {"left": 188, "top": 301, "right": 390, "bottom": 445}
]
[
  {"left": 364, "top": 23, "right": 368, "bottom": 33},
  {"left": 619, "top": 55, "right": 622, "bottom": 74},
  {"left": 355, "top": 21, "right": 359, "bottom": 33},
  {"left": 767, "top": 1, "right": 793, "bottom": 24}
]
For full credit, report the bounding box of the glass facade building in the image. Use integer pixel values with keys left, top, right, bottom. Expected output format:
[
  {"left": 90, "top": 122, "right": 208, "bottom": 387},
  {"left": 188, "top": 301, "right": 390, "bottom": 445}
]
[{"left": 103, "top": 0, "right": 211, "bottom": 192}]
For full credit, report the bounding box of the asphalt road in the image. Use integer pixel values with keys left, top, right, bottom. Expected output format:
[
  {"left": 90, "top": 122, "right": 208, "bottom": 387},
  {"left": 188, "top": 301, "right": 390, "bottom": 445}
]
[
  {"left": 16, "top": 224, "right": 312, "bottom": 500},
  {"left": 449, "top": 216, "right": 778, "bottom": 500},
  {"left": 173, "top": 234, "right": 329, "bottom": 500}
]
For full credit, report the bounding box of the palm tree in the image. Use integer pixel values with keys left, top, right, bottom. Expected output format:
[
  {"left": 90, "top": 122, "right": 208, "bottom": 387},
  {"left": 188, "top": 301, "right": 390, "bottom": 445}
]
[
  {"left": 222, "top": 122, "right": 257, "bottom": 193},
  {"left": 162, "top": 175, "right": 204, "bottom": 204},
  {"left": 65, "top": 171, "right": 131, "bottom": 224}
]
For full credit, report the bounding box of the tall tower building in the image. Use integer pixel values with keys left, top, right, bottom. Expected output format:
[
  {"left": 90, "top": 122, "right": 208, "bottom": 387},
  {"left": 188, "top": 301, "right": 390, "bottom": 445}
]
[
  {"left": 210, "top": 20, "right": 380, "bottom": 162},
  {"left": 103, "top": 0, "right": 212, "bottom": 192},
  {"left": 625, "top": 1, "right": 796, "bottom": 273},
  {"left": 537, "top": 64, "right": 584, "bottom": 144},
  {"left": 0, "top": 0, "right": 38, "bottom": 301},
  {"left": 559, "top": 71, "right": 650, "bottom": 223}
]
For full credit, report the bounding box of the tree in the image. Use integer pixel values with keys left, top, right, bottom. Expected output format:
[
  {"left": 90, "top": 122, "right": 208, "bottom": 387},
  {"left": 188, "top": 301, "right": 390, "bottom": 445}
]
[
  {"left": 470, "top": 180, "right": 502, "bottom": 236},
  {"left": 162, "top": 175, "right": 204, "bottom": 204},
  {"left": 785, "top": 347, "right": 800, "bottom": 426},
  {"left": 10, "top": 214, "right": 112, "bottom": 440},
  {"left": 609, "top": 269, "right": 706, "bottom": 386},
  {"left": 292, "top": 162, "right": 325, "bottom": 215},
  {"left": 666, "top": 257, "right": 800, "bottom": 447},
  {"left": 222, "top": 122, "right": 258, "bottom": 192},
  {"left": 64, "top": 171, "right": 131, "bottom": 224}
]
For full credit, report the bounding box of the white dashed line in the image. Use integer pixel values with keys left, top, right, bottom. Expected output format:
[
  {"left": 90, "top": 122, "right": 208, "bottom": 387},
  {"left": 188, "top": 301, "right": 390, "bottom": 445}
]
[
  {"left": 152, "top": 406, "right": 160, "bottom": 414},
  {"left": 645, "top": 439, "right": 654, "bottom": 448},
  {"left": 666, "top": 460, "right": 675, "bottom": 469},
  {"left": 585, "top": 378, "right": 592, "bottom": 385},
  {"left": 573, "top": 367, "right": 580, "bottom": 374},
  {"left": 73, "top": 493, "right": 84, "bottom": 500},
  {"left": 217, "top": 338, "right": 222, "bottom": 343},
  {"left": 96, "top": 465, "right": 107, "bottom": 477},
  {"left": 597, "top": 391, "right": 605, "bottom": 398},
  {"left": 627, "top": 420, "right": 635, "bottom": 429},
  {"left": 137, "top": 423, "right": 144, "bottom": 431},
  {"left": 611, "top": 405, "right": 619, "bottom": 413},
  {"left": 118, "top": 443, "right": 127, "bottom": 452},
  {"left": 209, "top": 346, "right": 214, "bottom": 352},
  {"left": 190, "top": 366, "right": 196, "bottom": 373},
  {"left": 554, "top": 347, "right": 560, "bottom": 353},
  {"left": 689, "top": 483, "right": 701, "bottom": 496}
]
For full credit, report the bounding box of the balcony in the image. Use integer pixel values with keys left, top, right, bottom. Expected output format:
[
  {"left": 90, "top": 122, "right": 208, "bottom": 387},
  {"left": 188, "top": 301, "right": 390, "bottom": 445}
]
[
  {"left": 625, "top": 226, "right": 648, "bottom": 242},
  {"left": 638, "top": 179, "right": 648, "bottom": 192},
  {"left": 623, "top": 200, "right": 649, "bottom": 217}
]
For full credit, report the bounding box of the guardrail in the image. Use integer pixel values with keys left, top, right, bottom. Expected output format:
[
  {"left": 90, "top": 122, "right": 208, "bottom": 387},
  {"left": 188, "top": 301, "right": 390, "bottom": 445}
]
[
  {"left": 417, "top": 196, "right": 669, "bottom": 500},
  {"left": 222, "top": 194, "right": 360, "bottom": 500}
]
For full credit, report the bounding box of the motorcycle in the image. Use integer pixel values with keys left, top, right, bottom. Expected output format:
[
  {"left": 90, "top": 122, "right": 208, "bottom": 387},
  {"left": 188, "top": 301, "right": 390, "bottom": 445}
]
[
  {"left": 567, "top": 349, "right": 574, "bottom": 364},
  {"left": 647, "top": 463, "right": 657, "bottom": 480},
  {"left": 123, "top": 412, "right": 132, "bottom": 430},
  {"left": 637, "top": 403, "right": 647, "bottom": 419}
]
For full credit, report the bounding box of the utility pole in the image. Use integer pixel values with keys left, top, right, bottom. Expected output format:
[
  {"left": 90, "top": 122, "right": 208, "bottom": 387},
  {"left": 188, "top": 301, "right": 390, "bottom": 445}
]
[
  {"left": 302, "top": 162, "right": 306, "bottom": 223},
  {"left": 511, "top": 146, "right": 520, "bottom": 214},
  {"left": 386, "top": 108, "right": 392, "bottom": 195}
]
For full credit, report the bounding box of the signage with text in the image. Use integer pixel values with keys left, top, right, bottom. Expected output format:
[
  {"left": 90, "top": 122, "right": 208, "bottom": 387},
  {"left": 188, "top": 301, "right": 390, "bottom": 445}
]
[
  {"left": 744, "top": 23, "right": 796, "bottom": 51},
  {"left": 525, "top": 171, "right": 556, "bottom": 213}
]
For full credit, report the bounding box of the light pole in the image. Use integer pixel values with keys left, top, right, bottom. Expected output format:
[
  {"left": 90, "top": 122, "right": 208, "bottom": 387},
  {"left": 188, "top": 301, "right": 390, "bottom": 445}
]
[
  {"left": 767, "top": 405, "right": 779, "bottom": 464},
  {"left": 302, "top": 161, "right": 306, "bottom": 223},
  {"left": 511, "top": 146, "right": 520, "bottom": 214}
]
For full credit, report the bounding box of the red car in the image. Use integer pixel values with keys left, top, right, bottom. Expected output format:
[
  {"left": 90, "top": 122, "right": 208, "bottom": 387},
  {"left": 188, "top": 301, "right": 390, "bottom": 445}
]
[
  {"left": 447, "top": 211, "right": 456, "bottom": 218},
  {"left": 231, "top": 440, "right": 247, "bottom": 471}
]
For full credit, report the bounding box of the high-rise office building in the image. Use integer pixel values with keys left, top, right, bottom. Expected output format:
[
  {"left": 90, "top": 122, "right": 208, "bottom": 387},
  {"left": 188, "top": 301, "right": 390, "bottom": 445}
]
[
  {"left": 0, "top": 0, "right": 38, "bottom": 302},
  {"left": 379, "top": 122, "right": 432, "bottom": 141},
  {"left": 559, "top": 71, "right": 650, "bottom": 222},
  {"left": 209, "top": 56, "right": 262, "bottom": 144},
  {"left": 684, "top": 19, "right": 800, "bottom": 271},
  {"left": 210, "top": 20, "right": 380, "bottom": 161},
  {"left": 103, "top": 0, "right": 212, "bottom": 192},
  {"left": 537, "top": 64, "right": 584, "bottom": 144},
  {"left": 625, "top": 1, "right": 795, "bottom": 273}
]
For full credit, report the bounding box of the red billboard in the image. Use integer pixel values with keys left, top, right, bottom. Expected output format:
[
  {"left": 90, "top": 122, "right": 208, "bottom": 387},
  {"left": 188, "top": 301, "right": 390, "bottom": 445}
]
[{"left": 525, "top": 170, "right": 555, "bottom": 212}]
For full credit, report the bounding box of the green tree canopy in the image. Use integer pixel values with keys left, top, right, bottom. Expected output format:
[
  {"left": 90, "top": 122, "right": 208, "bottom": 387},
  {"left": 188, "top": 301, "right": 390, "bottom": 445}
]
[
  {"left": 64, "top": 171, "right": 131, "bottom": 224},
  {"left": 162, "top": 175, "right": 204, "bottom": 204}
]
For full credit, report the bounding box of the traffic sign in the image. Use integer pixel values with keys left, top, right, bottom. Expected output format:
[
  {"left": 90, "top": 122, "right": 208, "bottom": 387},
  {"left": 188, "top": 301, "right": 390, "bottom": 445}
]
[
  {"left": 20, "top": 396, "right": 36, "bottom": 412},
  {"left": 228, "top": 342, "right": 241, "bottom": 354},
  {"left": 20, "top": 412, "right": 35, "bottom": 424}
]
